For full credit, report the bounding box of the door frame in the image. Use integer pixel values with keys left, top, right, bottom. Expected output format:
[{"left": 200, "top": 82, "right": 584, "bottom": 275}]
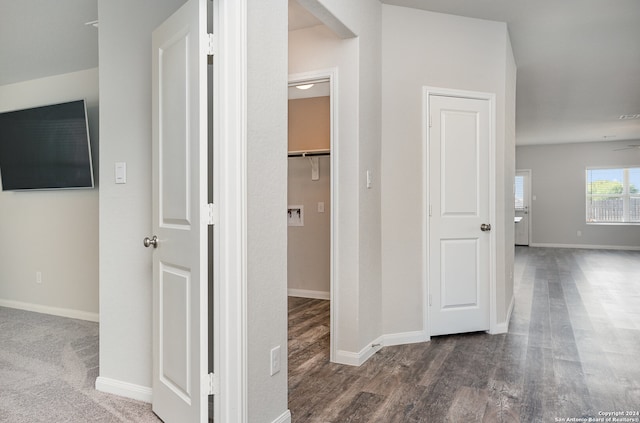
[
  {"left": 288, "top": 68, "right": 338, "bottom": 362},
  {"left": 216, "top": 0, "right": 247, "bottom": 421},
  {"left": 515, "top": 169, "right": 532, "bottom": 246},
  {"left": 422, "top": 86, "right": 498, "bottom": 340}
]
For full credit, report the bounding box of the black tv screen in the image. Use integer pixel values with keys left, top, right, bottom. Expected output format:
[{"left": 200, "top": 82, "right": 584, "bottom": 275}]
[{"left": 0, "top": 99, "right": 94, "bottom": 191}]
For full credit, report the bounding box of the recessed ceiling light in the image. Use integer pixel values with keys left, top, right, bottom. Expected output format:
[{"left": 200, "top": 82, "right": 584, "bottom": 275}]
[
  {"left": 618, "top": 114, "right": 640, "bottom": 120},
  {"left": 295, "top": 84, "right": 314, "bottom": 90}
]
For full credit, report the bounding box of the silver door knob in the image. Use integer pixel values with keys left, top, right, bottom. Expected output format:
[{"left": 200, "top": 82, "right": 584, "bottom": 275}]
[
  {"left": 480, "top": 223, "right": 492, "bottom": 232},
  {"left": 143, "top": 235, "right": 158, "bottom": 248}
]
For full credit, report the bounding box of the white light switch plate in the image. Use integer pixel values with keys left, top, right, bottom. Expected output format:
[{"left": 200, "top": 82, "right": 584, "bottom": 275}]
[{"left": 115, "top": 162, "right": 127, "bottom": 184}]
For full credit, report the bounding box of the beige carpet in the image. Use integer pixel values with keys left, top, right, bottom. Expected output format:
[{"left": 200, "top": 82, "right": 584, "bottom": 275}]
[{"left": 0, "top": 306, "right": 161, "bottom": 422}]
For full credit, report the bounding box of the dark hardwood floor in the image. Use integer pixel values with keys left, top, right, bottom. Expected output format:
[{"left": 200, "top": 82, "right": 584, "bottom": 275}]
[{"left": 288, "top": 247, "right": 640, "bottom": 422}]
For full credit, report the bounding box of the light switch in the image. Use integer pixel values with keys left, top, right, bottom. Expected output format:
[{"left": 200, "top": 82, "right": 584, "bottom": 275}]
[
  {"left": 318, "top": 202, "right": 325, "bottom": 213},
  {"left": 115, "top": 162, "right": 127, "bottom": 184},
  {"left": 366, "top": 170, "right": 372, "bottom": 189}
]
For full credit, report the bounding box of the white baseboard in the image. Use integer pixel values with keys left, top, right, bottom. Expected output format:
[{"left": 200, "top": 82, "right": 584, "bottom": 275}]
[
  {"left": 383, "top": 330, "right": 428, "bottom": 347},
  {"left": 334, "top": 331, "right": 429, "bottom": 367},
  {"left": 492, "top": 295, "right": 514, "bottom": 334},
  {"left": 287, "top": 288, "right": 330, "bottom": 300},
  {"left": 530, "top": 242, "right": 640, "bottom": 251},
  {"left": 271, "top": 410, "right": 292, "bottom": 423},
  {"left": 334, "top": 335, "right": 384, "bottom": 366},
  {"left": 0, "top": 298, "right": 99, "bottom": 322},
  {"left": 95, "top": 376, "right": 153, "bottom": 403}
]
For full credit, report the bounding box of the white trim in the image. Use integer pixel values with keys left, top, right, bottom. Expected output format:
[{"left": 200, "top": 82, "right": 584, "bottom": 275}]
[
  {"left": 334, "top": 332, "right": 428, "bottom": 367},
  {"left": 491, "top": 295, "right": 514, "bottom": 334},
  {"left": 383, "top": 330, "right": 428, "bottom": 347},
  {"left": 422, "top": 87, "right": 497, "bottom": 338},
  {"left": 287, "top": 289, "right": 330, "bottom": 300},
  {"left": 289, "top": 68, "right": 338, "bottom": 363},
  {"left": 529, "top": 243, "right": 640, "bottom": 251},
  {"left": 95, "top": 377, "right": 153, "bottom": 403},
  {"left": 489, "top": 91, "right": 498, "bottom": 335},
  {"left": 334, "top": 335, "right": 384, "bottom": 366},
  {"left": 0, "top": 299, "right": 99, "bottom": 322},
  {"left": 271, "top": 410, "right": 292, "bottom": 423},
  {"left": 421, "top": 90, "right": 430, "bottom": 343},
  {"left": 217, "top": 0, "right": 247, "bottom": 421}
]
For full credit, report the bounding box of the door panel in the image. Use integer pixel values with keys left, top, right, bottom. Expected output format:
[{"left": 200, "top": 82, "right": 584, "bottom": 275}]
[
  {"left": 441, "top": 239, "right": 478, "bottom": 309},
  {"left": 429, "top": 94, "right": 491, "bottom": 337},
  {"left": 160, "top": 35, "right": 190, "bottom": 225},
  {"left": 442, "top": 111, "right": 478, "bottom": 216},
  {"left": 151, "top": 0, "right": 208, "bottom": 421},
  {"left": 160, "top": 264, "right": 191, "bottom": 401}
]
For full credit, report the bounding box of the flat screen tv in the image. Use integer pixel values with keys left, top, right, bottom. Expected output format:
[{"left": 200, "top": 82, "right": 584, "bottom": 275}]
[{"left": 0, "top": 99, "right": 94, "bottom": 191}]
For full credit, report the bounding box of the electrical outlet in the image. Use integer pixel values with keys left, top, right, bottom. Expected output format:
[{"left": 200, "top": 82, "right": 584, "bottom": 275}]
[
  {"left": 270, "top": 345, "right": 281, "bottom": 376},
  {"left": 36, "top": 271, "right": 42, "bottom": 284}
]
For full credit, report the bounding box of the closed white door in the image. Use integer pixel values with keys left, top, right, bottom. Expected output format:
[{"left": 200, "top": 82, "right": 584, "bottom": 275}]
[
  {"left": 150, "top": 0, "right": 209, "bottom": 421},
  {"left": 515, "top": 170, "right": 530, "bottom": 245},
  {"left": 428, "top": 93, "right": 491, "bottom": 336}
]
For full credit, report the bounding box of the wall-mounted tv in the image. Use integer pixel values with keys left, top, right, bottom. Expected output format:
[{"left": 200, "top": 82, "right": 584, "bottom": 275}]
[{"left": 0, "top": 99, "right": 94, "bottom": 191}]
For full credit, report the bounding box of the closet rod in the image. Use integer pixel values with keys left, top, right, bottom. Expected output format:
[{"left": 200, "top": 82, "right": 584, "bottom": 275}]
[{"left": 287, "top": 150, "right": 330, "bottom": 158}]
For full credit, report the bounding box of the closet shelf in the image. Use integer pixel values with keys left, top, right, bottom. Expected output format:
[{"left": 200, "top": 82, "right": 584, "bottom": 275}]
[{"left": 288, "top": 149, "right": 330, "bottom": 157}]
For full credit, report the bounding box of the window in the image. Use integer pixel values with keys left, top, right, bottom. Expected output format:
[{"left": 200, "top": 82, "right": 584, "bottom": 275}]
[
  {"left": 514, "top": 175, "right": 524, "bottom": 210},
  {"left": 586, "top": 167, "right": 640, "bottom": 223}
]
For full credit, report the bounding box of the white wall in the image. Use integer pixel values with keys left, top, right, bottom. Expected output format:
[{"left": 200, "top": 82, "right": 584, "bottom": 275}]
[
  {"left": 0, "top": 68, "right": 99, "bottom": 321},
  {"left": 97, "top": 0, "right": 187, "bottom": 394},
  {"left": 246, "top": 0, "right": 290, "bottom": 420},
  {"left": 317, "top": 0, "right": 384, "bottom": 353},
  {"left": 503, "top": 35, "right": 517, "bottom": 320},
  {"left": 289, "top": 0, "right": 384, "bottom": 361},
  {"left": 288, "top": 156, "right": 331, "bottom": 297},
  {"left": 516, "top": 140, "right": 640, "bottom": 249},
  {"left": 289, "top": 24, "right": 361, "bottom": 354},
  {"left": 381, "top": 5, "right": 516, "bottom": 336}
]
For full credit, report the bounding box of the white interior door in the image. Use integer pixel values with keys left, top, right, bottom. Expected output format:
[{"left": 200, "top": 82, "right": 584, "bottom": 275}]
[
  {"left": 428, "top": 93, "right": 491, "bottom": 337},
  {"left": 150, "top": 0, "right": 208, "bottom": 421},
  {"left": 515, "top": 170, "right": 530, "bottom": 246}
]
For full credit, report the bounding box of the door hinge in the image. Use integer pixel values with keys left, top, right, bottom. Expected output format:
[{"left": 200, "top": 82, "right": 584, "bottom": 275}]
[
  {"left": 207, "top": 33, "right": 217, "bottom": 56},
  {"left": 429, "top": 204, "right": 432, "bottom": 217},
  {"left": 429, "top": 294, "right": 432, "bottom": 307},
  {"left": 207, "top": 372, "right": 219, "bottom": 396},
  {"left": 207, "top": 203, "right": 218, "bottom": 226},
  {"left": 429, "top": 114, "right": 433, "bottom": 128}
]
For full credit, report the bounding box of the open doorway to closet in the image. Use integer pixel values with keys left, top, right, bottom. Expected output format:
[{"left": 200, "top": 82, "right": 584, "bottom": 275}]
[{"left": 287, "top": 77, "right": 334, "bottom": 372}]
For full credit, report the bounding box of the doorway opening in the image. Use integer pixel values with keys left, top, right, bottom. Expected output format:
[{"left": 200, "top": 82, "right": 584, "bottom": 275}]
[
  {"left": 287, "top": 75, "right": 336, "bottom": 368},
  {"left": 515, "top": 169, "right": 531, "bottom": 246}
]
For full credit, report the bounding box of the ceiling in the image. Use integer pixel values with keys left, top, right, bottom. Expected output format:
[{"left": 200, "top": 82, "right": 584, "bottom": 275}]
[
  {"left": 2, "top": 0, "right": 638, "bottom": 146},
  {"left": 289, "top": 0, "right": 640, "bottom": 146},
  {"left": 0, "top": 0, "right": 98, "bottom": 87}
]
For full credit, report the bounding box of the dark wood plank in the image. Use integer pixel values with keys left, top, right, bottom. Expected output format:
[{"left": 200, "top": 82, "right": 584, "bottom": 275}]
[{"left": 288, "top": 247, "right": 640, "bottom": 422}]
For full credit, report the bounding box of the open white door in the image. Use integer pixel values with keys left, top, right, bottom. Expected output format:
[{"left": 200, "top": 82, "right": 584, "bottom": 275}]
[
  {"left": 427, "top": 92, "right": 492, "bottom": 336},
  {"left": 150, "top": 0, "right": 209, "bottom": 421}
]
